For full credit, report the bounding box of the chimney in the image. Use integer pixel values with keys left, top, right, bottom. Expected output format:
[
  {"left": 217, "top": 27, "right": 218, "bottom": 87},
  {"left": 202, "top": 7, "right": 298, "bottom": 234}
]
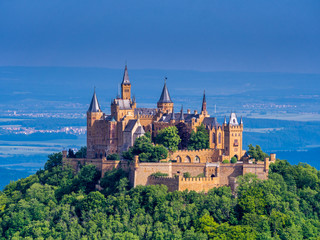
[
  {"left": 194, "top": 110, "right": 198, "bottom": 114},
  {"left": 187, "top": 109, "right": 191, "bottom": 114}
]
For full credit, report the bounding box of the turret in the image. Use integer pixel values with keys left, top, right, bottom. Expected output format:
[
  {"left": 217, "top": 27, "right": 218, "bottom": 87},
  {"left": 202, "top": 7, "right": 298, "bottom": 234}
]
[
  {"left": 87, "top": 89, "right": 104, "bottom": 158},
  {"left": 121, "top": 65, "right": 131, "bottom": 100},
  {"left": 170, "top": 107, "right": 176, "bottom": 123},
  {"left": 157, "top": 77, "right": 173, "bottom": 113}
]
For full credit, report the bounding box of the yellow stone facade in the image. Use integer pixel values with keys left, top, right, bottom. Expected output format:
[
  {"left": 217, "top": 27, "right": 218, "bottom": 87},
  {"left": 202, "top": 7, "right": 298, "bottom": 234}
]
[{"left": 86, "top": 65, "right": 246, "bottom": 162}]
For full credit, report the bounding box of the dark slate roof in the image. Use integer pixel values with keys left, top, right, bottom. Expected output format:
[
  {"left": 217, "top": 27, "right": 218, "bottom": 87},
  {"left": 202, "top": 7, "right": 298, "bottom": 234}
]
[
  {"left": 134, "top": 108, "right": 157, "bottom": 116},
  {"left": 203, "top": 117, "right": 220, "bottom": 129},
  {"left": 122, "top": 65, "right": 130, "bottom": 85},
  {"left": 115, "top": 99, "right": 131, "bottom": 110},
  {"left": 158, "top": 82, "right": 172, "bottom": 103},
  {"left": 157, "top": 113, "right": 199, "bottom": 123},
  {"left": 124, "top": 119, "right": 137, "bottom": 132},
  {"left": 88, "top": 91, "right": 101, "bottom": 112},
  {"left": 134, "top": 126, "right": 145, "bottom": 135}
]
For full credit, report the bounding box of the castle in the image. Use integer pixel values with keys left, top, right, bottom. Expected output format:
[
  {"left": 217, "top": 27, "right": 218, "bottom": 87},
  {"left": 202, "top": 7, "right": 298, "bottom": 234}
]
[{"left": 63, "top": 65, "right": 275, "bottom": 192}]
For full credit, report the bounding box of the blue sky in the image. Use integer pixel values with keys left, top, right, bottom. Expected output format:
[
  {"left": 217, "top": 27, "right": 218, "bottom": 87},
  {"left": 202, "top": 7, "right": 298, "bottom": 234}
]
[{"left": 0, "top": 0, "right": 319, "bottom": 73}]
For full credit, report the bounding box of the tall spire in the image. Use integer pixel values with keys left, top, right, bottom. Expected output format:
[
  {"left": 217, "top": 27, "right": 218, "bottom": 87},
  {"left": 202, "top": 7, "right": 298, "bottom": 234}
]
[
  {"left": 122, "top": 65, "right": 130, "bottom": 85},
  {"left": 240, "top": 116, "right": 243, "bottom": 125},
  {"left": 158, "top": 77, "right": 173, "bottom": 103},
  {"left": 180, "top": 105, "right": 185, "bottom": 121},
  {"left": 88, "top": 88, "right": 101, "bottom": 112},
  {"left": 201, "top": 90, "right": 207, "bottom": 113},
  {"left": 224, "top": 116, "right": 227, "bottom": 125}
]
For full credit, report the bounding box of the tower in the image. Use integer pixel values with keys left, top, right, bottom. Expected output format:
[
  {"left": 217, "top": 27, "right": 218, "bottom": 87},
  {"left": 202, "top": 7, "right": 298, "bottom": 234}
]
[
  {"left": 121, "top": 65, "right": 131, "bottom": 100},
  {"left": 157, "top": 78, "right": 173, "bottom": 113},
  {"left": 201, "top": 90, "right": 208, "bottom": 116},
  {"left": 223, "top": 112, "right": 243, "bottom": 160},
  {"left": 87, "top": 89, "right": 103, "bottom": 158}
]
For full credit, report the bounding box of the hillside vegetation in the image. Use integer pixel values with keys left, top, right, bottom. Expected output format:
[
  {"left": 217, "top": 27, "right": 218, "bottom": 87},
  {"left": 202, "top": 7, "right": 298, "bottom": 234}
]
[{"left": 1, "top": 153, "right": 320, "bottom": 239}]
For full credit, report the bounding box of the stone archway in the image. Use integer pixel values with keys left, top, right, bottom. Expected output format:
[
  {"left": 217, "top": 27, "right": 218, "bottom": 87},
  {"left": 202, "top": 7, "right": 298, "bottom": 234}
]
[
  {"left": 176, "top": 155, "right": 182, "bottom": 162},
  {"left": 184, "top": 156, "right": 191, "bottom": 163},
  {"left": 194, "top": 155, "right": 200, "bottom": 163}
]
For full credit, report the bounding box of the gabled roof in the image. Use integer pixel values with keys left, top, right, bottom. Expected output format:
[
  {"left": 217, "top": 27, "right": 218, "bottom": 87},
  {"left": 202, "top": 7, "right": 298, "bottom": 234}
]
[
  {"left": 124, "top": 119, "right": 137, "bottom": 132},
  {"left": 88, "top": 90, "right": 101, "bottom": 112},
  {"left": 203, "top": 117, "right": 220, "bottom": 129},
  {"left": 158, "top": 81, "right": 172, "bottom": 103},
  {"left": 122, "top": 65, "right": 130, "bottom": 85},
  {"left": 134, "top": 126, "right": 145, "bottom": 135}
]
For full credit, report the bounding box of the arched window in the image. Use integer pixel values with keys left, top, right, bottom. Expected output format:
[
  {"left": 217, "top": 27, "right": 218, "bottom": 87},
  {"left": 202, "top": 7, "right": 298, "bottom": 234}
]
[
  {"left": 212, "top": 133, "right": 215, "bottom": 143},
  {"left": 176, "top": 156, "right": 181, "bottom": 162},
  {"left": 194, "top": 156, "right": 200, "bottom": 163},
  {"left": 218, "top": 133, "right": 221, "bottom": 144},
  {"left": 185, "top": 156, "right": 191, "bottom": 163}
]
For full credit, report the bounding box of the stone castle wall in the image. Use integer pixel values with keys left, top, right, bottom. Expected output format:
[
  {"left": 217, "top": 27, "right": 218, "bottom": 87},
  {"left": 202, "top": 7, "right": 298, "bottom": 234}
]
[{"left": 169, "top": 148, "right": 222, "bottom": 163}]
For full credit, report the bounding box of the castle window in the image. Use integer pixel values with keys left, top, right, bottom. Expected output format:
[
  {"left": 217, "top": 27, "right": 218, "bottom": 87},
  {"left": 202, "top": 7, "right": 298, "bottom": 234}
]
[
  {"left": 218, "top": 133, "right": 221, "bottom": 144},
  {"left": 95, "top": 153, "right": 98, "bottom": 158},
  {"left": 184, "top": 156, "right": 191, "bottom": 163},
  {"left": 234, "top": 139, "right": 239, "bottom": 146},
  {"left": 212, "top": 133, "right": 215, "bottom": 143},
  {"left": 194, "top": 156, "right": 200, "bottom": 163},
  {"left": 176, "top": 156, "right": 181, "bottom": 162}
]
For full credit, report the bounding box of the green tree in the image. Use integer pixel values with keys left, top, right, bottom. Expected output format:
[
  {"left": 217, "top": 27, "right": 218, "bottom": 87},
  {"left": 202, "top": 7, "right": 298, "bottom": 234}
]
[
  {"left": 155, "top": 126, "right": 181, "bottom": 152},
  {"left": 176, "top": 122, "right": 190, "bottom": 150},
  {"left": 247, "top": 144, "right": 268, "bottom": 161},
  {"left": 75, "top": 146, "right": 87, "bottom": 158},
  {"left": 107, "top": 153, "right": 120, "bottom": 160},
  {"left": 188, "top": 124, "right": 209, "bottom": 150},
  {"left": 44, "top": 152, "right": 63, "bottom": 171}
]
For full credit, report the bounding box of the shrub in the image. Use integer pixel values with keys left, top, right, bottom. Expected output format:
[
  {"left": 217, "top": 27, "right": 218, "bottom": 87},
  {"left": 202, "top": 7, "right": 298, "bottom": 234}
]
[
  {"left": 231, "top": 157, "right": 237, "bottom": 164},
  {"left": 151, "top": 172, "right": 169, "bottom": 177},
  {"left": 222, "top": 159, "right": 229, "bottom": 164},
  {"left": 183, "top": 172, "right": 192, "bottom": 178},
  {"left": 107, "top": 153, "right": 120, "bottom": 160}
]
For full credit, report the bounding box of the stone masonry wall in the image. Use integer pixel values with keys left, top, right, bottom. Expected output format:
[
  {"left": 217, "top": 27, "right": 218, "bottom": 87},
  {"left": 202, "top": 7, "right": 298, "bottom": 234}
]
[{"left": 170, "top": 149, "right": 221, "bottom": 163}]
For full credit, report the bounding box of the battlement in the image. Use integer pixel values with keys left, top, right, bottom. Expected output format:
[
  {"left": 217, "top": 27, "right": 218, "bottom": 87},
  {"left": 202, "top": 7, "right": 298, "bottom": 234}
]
[
  {"left": 173, "top": 148, "right": 215, "bottom": 154},
  {"left": 180, "top": 176, "right": 217, "bottom": 182}
]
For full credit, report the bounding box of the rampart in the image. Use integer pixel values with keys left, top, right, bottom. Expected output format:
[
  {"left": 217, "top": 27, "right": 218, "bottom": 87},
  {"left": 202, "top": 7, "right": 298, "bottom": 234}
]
[{"left": 169, "top": 148, "right": 222, "bottom": 163}]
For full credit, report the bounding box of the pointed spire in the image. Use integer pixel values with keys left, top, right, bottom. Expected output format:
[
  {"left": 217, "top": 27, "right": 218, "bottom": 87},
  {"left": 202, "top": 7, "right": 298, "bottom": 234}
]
[
  {"left": 240, "top": 116, "right": 243, "bottom": 125},
  {"left": 88, "top": 88, "right": 101, "bottom": 112},
  {"left": 171, "top": 107, "right": 175, "bottom": 120},
  {"left": 201, "top": 90, "right": 207, "bottom": 113},
  {"left": 122, "top": 65, "right": 130, "bottom": 85},
  {"left": 180, "top": 105, "right": 185, "bottom": 121},
  {"left": 158, "top": 77, "right": 173, "bottom": 103},
  {"left": 224, "top": 116, "right": 227, "bottom": 125}
]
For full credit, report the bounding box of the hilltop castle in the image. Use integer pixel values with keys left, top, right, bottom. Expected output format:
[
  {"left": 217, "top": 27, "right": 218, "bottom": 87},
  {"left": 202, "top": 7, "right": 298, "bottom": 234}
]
[
  {"left": 87, "top": 65, "right": 245, "bottom": 162},
  {"left": 63, "top": 65, "right": 275, "bottom": 192}
]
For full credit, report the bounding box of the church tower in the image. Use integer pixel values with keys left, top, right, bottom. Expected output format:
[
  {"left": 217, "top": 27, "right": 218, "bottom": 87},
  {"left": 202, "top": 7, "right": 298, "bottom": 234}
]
[
  {"left": 121, "top": 65, "right": 131, "bottom": 100},
  {"left": 87, "top": 89, "right": 103, "bottom": 158},
  {"left": 157, "top": 78, "right": 174, "bottom": 113}
]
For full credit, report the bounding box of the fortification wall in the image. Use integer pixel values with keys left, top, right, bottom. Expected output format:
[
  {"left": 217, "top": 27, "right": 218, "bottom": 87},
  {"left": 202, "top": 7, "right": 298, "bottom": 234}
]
[
  {"left": 219, "top": 164, "right": 243, "bottom": 186},
  {"left": 147, "top": 176, "right": 179, "bottom": 192},
  {"left": 170, "top": 148, "right": 221, "bottom": 163},
  {"left": 172, "top": 163, "right": 206, "bottom": 177},
  {"left": 179, "top": 176, "right": 222, "bottom": 192},
  {"left": 63, "top": 157, "right": 130, "bottom": 177},
  {"left": 133, "top": 162, "right": 172, "bottom": 187},
  {"left": 243, "top": 163, "right": 268, "bottom": 180}
]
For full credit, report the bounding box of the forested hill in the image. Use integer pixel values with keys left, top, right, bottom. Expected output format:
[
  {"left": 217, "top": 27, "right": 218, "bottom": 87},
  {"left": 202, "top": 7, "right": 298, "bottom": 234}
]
[{"left": 1, "top": 154, "right": 320, "bottom": 239}]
